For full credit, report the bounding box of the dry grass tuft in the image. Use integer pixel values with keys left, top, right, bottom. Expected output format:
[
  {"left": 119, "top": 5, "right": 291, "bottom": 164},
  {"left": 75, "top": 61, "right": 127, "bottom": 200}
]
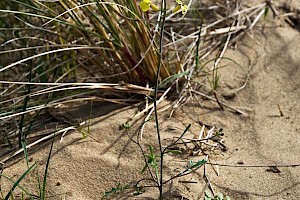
[{"left": 0, "top": 0, "right": 280, "bottom": 162}]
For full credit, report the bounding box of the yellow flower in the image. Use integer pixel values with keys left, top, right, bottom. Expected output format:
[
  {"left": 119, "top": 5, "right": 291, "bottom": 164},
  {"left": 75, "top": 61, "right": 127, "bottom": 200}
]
[
  {"left": 173, "top": 0, "right": 188, "bottom": 14},
  {"left": 140, "top": 0, "right": 160, "bottom": 12}
]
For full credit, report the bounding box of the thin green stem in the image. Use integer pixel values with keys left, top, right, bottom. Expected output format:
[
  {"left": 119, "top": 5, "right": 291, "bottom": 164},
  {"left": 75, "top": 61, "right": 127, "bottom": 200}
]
[
  {"left": 154, "top": 0, "right": 167, "bottom": 199},
  {"left": 162, "top": 124, "right": 191, "bottom": 154}
]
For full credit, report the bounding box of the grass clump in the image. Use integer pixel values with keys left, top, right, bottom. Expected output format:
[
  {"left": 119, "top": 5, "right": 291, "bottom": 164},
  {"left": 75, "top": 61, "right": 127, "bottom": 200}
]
[
  {"left": 0, "top": 0, "right": 172, "bottom": 152},
  {"left": 1, "top": 0, "right": 170, "bottom": 84},
  {"left": 0, "top": 0, "right": 269, "bottom": 144}
]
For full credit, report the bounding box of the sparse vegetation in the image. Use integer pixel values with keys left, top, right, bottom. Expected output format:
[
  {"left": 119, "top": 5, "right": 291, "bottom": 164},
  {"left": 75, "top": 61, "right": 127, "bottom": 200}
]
[{"left": 0, "top": 0, "right": 277, "bottom": 199}]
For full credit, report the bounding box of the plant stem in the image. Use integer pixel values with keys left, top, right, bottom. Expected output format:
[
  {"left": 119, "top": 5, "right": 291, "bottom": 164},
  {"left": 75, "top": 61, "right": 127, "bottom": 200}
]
[{"left": 154, "top": 0, "right": 167, "bottom": 199}]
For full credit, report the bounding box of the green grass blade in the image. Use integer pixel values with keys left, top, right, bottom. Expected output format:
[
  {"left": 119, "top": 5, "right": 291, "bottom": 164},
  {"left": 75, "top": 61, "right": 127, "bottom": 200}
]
[
  {"left": 0, "top": 174, "right": 32, "bottom": 198},
  {"left": 21, "top": 140, "right": 29, "bottom": 169},
  {"left": 41, "top": 134, "right": 55, "bottom": 199},
  {"left": 4, "top": 162, "right": 37, "bottom": 200}
]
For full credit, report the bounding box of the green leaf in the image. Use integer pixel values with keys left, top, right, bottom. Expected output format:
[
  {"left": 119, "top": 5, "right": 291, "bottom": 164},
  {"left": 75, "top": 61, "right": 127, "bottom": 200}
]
[
  {"left": 21, "top": 140, "right": 29, "bottom": 169},
  {"left": 190, "top": 159, "right": 207, "bottom": 169},
  {"left": 165, "top": 149, "right": 182, "bottom": 154},
  {"left": 4, "top": 163, "right": 36, "bottom": 200},
  {"left": 121, "top": 122, "right": 131, "bottom": 130},
  {"left": 141, "top": 145, "right": 157, "bottom": 173},
  {"left": 149, "top": 145, "right": 154, "bottom": 155},
  {"left": 103, "top": 183, "right": 129, "bottom": 198},
  {"left": 264, "top": 6, "right": 269, "bottom": 19},
  {"left": 141, "top": 163, "right": 148, "bottom": 174}
]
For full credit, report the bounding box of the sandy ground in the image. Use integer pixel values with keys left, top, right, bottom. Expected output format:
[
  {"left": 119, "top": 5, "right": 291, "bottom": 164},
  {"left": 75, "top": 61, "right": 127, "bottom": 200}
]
[{"left": 1, "top": 2, "right": 300, "bottom": 200}]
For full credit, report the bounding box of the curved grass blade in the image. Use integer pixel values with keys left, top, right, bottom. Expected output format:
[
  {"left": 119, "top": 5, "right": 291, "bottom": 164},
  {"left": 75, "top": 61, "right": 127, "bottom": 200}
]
[
  {"left": 4, "top": 162, "right": 37, "bottom": 200},
  {"left": 0, "top": 174, "right": 33, "bottom": 199},
  {"left": 40, "top": 134, "right": 55, "bottom": 199}
]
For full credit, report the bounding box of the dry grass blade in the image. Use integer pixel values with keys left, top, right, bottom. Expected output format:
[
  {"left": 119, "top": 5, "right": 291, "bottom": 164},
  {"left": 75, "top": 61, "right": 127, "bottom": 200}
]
[
  {"left": 0, "top": 0, "right": 269, "bottom": 175},
  {"left": 0, "top": 122, "right": 84, "bottom": 164}
]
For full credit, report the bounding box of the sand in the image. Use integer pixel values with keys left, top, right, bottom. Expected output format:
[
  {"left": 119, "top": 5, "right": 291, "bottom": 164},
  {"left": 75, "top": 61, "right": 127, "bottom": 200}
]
[{"left": 1, "top": 1, "right": 300, "bottom": 200}]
